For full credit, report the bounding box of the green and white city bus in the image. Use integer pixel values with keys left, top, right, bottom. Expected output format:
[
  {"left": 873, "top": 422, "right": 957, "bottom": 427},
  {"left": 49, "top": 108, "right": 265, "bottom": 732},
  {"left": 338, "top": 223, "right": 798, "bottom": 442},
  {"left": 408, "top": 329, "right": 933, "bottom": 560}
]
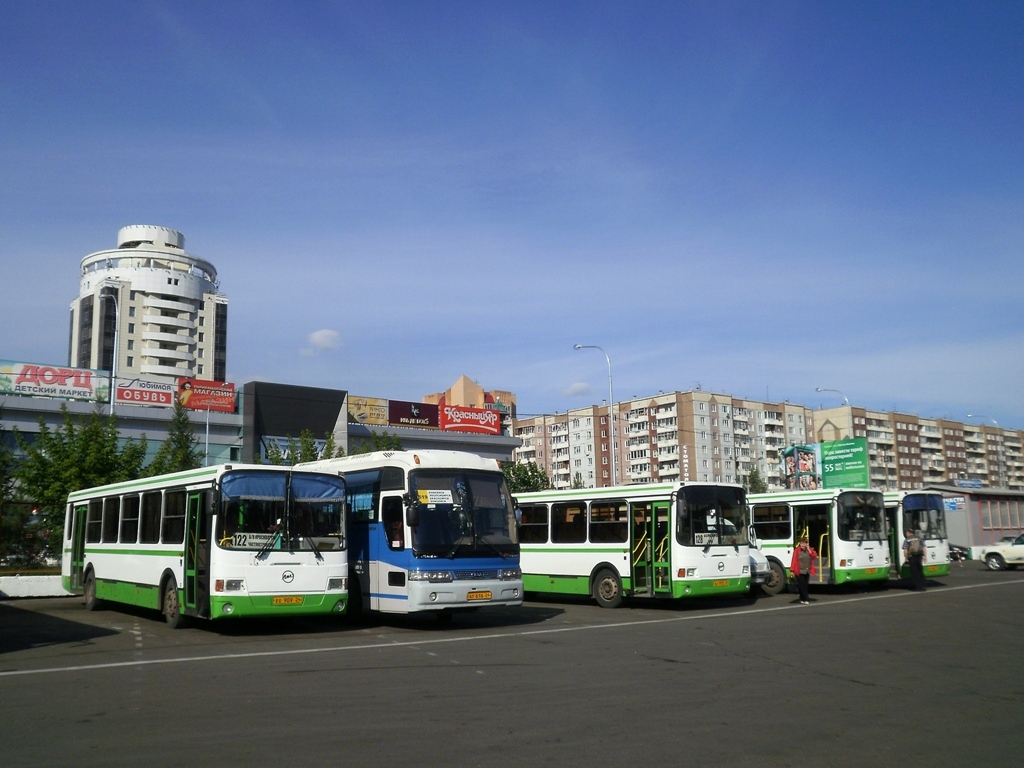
[
  {"left": 748, "top": 488, "right": 890, "bottom": 595},
  {"left": 62, "top": 464, "right": 348, "bottom": 627},
  {"left": 884, "top": 490, "right": 951, "bottom": 579},
  {"left": 515, "top": 482, "right": 751, "bottom": 608}
]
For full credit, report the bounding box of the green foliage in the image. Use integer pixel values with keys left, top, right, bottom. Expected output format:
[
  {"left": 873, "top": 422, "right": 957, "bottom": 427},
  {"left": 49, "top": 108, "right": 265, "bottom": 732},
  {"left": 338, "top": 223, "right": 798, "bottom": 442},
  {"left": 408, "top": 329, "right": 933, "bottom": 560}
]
[
  {"left": 503, "top": 461, "right": 551, "bottom": 493},
  {"left": 0, "top": 407, "right": 15, "bottom": 509},
  {"left": 350, "top": 431, "right": 403, "bottom": 455},
  {"left": 572, "top": 472, "right": 585, "bottom": 489},
  {"left": 14, "top": 404, "right": 147, "bottom": 560},
  {"left": 296, "top": 430, "right": 320, "bottom": 464},
  {"left": 263, "top": 440, "right": 285, "bottom": 465},
  {"left": 145, "top": 398, "right": 202, "bottom": 476},
  {"left": 745, "top": 466, "right": 769, "bottom": 494}
]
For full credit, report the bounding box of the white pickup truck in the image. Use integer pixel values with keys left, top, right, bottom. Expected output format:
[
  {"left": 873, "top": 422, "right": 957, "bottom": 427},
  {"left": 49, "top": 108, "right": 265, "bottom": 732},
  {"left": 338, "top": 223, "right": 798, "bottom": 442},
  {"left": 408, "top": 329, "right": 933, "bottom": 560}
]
[{"left": 978, "top": 533, "right": 1024, "bottom": 571}]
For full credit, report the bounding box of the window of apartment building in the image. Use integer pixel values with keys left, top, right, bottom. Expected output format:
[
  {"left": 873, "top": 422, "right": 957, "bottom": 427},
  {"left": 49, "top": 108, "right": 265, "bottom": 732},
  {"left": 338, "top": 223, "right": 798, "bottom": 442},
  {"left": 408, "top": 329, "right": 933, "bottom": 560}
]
[
  {"left": 127, "top": 340, "right": 134, "bottom": 350},
  {"left": 128, "top": 306, "right": 135, "bottom": 317},
  {"left": 126, "top": 356, "right": 133, "bottom": 367},
  {"left": 699, "top": 403, "right": 706, "bottom": 411},
  {"left": 128, "top": 323, "right": 135, "bottom": 333}
]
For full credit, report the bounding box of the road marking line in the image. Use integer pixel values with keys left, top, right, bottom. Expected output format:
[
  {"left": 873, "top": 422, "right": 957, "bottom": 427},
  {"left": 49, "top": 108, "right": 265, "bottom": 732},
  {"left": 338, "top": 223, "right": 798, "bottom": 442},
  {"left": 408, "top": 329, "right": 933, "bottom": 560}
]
[{"left": 3, "top": 578, "right": 1022, "bottom": 679}]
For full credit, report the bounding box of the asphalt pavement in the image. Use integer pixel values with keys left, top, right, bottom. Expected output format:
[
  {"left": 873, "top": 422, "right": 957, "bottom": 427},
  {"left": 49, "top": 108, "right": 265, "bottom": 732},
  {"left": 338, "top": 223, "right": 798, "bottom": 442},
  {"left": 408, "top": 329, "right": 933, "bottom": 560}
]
[{"left": 2, "top": 563, "right": 1022, "bottom": 767}]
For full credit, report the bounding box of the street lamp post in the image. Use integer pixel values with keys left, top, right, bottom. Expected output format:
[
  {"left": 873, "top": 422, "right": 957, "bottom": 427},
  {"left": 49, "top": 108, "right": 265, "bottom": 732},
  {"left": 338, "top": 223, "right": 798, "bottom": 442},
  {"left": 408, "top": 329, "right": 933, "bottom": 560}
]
[
  {"left": 967, "top": 414, "right": 1004, "bottom": 487},
  {"left": 815, "top": 387, "right": 849, "bottom": 406},
  {"left": 574, "top": 344, "right": 616, "bottom": 487},
  {"left": 98, "top": 284, "right": 120, "bottom": 415}
]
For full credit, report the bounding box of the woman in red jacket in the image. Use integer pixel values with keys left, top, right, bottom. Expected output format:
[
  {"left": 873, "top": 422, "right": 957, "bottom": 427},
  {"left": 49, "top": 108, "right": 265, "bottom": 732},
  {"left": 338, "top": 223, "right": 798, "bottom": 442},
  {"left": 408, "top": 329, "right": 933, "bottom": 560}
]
[{"left": 790, "top": 536, "right": 817, "bottom": 605}]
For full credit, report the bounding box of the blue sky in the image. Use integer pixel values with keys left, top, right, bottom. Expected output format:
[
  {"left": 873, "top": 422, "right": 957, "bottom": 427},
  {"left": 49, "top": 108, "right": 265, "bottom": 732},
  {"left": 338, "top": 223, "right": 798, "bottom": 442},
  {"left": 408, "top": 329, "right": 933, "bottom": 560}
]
[{"left": 2, "top": 1, "right": 1022, "bottom": 427}]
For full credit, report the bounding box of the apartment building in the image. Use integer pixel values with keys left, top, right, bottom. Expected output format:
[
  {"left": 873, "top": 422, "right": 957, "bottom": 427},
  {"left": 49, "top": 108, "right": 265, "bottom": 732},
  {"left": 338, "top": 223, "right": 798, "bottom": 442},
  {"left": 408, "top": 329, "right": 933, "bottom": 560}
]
[{"left": 515, "top": 392, "right": 1022, "bottom": 491}]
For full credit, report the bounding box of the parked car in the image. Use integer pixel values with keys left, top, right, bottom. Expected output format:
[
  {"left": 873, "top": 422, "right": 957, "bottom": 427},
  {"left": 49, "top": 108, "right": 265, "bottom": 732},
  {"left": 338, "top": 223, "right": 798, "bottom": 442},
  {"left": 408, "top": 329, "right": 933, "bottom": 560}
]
[
  {"left": 749, "top": 547, "right": 772, "bottom": 591},
  {"left": 978, "top": 534, "right": 1024, "bottom": 571}
]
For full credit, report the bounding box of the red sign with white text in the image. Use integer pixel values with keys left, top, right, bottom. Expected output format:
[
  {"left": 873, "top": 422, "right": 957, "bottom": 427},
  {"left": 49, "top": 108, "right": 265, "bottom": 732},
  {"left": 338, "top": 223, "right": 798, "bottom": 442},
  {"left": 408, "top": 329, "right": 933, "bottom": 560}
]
[
  {"left": 116, "top": 378, "right": 175, "bottom": 407},
  {"left": 439, "top": 404, "right": 503, "bottom": 435},
  {"left": 177, "top": 379, "right": 236, "bottom": 412}
]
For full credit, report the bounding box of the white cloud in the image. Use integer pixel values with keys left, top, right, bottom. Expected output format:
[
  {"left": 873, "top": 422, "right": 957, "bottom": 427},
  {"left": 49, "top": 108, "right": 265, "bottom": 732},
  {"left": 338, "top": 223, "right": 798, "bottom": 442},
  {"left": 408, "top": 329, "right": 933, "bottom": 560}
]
[
  {"left": 301, "top": 329, "right": 342, "bottom": 357},
  {"left": 563, "top": 382, "right": 592, "bottom": 397}
]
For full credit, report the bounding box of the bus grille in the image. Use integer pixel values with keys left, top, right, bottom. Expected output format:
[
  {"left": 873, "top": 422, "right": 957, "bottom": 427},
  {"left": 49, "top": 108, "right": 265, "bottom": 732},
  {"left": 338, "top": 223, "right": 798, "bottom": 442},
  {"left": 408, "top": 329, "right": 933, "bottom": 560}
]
[{"left": 453, "top": 569, "right": 500, "bottom": 580}]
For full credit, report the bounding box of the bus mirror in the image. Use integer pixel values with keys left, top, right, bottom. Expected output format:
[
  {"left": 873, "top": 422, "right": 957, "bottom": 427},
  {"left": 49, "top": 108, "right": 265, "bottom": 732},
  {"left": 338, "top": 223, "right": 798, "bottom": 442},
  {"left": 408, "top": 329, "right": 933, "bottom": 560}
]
[
  {"left": 406, "top": 505, "right": 420, "bottom": 528},
  {"left": 748, "top": 525, "right": 757, "bottom": 547},
  {"left": 514, "top": 507, "right": 522, "bottom": 527}
]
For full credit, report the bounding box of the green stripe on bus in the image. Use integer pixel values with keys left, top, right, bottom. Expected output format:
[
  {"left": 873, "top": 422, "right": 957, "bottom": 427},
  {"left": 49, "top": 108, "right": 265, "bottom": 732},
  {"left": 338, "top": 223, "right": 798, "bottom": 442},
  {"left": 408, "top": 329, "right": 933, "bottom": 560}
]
[{"left": 209, "top": 594, "right": 347, "bottom": 619}]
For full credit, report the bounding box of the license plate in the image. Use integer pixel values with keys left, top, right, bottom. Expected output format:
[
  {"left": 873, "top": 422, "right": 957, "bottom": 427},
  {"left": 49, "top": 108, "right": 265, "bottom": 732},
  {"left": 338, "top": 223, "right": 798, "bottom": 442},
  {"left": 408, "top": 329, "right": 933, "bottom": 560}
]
[
  {"left": 712, "top": 580, "right": 729, "bottom": 588},
  {"left": 272, "top": 596, "right": 304, "bottom": 606},
  {"left": 467, "top": 590, "right": 492, "bottom": 601},
  {"left": 865, "top": 568, "right": 878, "bottom": 574}
]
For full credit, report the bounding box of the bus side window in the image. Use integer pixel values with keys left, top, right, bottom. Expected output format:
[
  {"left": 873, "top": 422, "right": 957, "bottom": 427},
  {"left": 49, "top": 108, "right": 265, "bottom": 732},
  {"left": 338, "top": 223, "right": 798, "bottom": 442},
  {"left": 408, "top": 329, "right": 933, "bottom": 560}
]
[
  {"left": 552, "top": 502, "right": 586, "bottom": 544},
  {"left": 518, "top": 504, "right": 549, "bottom": 544},
  {"left": 382, "top": 497, "right": 404, "bottom": 550},
  {"left": 120, "top": 495, "right": 140, "bottom": 543}
]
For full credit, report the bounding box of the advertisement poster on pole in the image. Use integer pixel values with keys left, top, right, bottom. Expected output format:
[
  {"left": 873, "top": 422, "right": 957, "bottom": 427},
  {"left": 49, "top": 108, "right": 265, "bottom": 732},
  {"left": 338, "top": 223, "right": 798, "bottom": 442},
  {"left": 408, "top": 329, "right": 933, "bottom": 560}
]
[
  {"left": 177, "top": 379, "right": 236, "bottom": 412},
  {"left": 783, "top": 438, "right": 869, "bottom": 489}
]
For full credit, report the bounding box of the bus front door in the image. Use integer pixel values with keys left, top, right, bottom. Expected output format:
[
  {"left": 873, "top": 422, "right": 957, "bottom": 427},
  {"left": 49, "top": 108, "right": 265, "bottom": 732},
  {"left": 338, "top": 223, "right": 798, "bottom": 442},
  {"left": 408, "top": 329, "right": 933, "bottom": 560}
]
[{"left": 184, "top": 492, "right": 210, "bottom": 618}]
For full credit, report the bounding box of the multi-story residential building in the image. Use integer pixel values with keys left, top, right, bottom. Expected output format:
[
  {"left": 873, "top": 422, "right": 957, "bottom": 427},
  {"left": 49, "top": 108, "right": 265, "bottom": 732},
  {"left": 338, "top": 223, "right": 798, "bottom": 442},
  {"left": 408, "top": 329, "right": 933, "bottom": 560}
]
[
  {"left": 68, "top": 225, "right": 228, "bottom": 384},
  {"left": 514, "top": 391, "right": 1023, "bottom": 492}
]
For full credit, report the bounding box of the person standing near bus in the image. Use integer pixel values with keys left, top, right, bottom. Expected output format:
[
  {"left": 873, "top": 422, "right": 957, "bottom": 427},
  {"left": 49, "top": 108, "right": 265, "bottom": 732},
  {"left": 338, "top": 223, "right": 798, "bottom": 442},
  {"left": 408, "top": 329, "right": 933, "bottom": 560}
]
[
  {"left": 903, "top": 528, "right": 927, "bottom": 591},
  {"left": 789, "top": 536, "right": 817, "bottom": 605}
]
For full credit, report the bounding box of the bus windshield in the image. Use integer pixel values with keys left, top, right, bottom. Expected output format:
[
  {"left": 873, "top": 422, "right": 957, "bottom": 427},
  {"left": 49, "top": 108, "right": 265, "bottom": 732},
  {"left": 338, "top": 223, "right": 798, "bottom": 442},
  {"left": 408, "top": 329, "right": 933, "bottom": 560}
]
[
  {"left": 836, "top": 491, "right": 886, "bottom": 542},
  {"left": 901, "top": 493, "right": 947, "bottom": 539},
  {"left": 216, "top": 470, "right": 346, "bottom": 551},
  {"left": 678, "top": 485, "right": 748, "bottom": 547},
  {"left": 407, "top": 470, "right": 519, "bottom": 558}
]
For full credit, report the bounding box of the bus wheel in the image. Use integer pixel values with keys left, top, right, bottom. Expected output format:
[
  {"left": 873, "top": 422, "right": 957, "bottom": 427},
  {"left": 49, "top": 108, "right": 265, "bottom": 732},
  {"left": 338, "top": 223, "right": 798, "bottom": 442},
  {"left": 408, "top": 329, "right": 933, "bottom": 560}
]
[
  {"left": 761, "top": 562, "right": 786, "bottom": 596},
  {"left": 84, "top": 571, "right": 103, "bottom": 611},
  {"left": 593, "top": 569, "right": 623, "bottom": 609},
  {"left": 163, "top": 577, "right": 186, "bottom": 629},
  {"left": 985, "top": 553, "right": 1006, "bottom": 571}
]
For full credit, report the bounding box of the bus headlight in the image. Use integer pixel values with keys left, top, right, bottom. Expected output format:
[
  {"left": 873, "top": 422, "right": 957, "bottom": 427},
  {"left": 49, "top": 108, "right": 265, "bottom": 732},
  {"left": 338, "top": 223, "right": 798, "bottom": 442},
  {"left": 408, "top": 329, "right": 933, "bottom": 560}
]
[
  {"left": 328, "top": 577, "right": 347, "bottom": 591},
  {"left": 499, "top": 568, "right": 522, "bottom": 581},
  {"left": 215, "top": 579, "right": 244, "bottom": 592},
  {"left": 409, "top": 570, "right": 454, "bottom": 583}
]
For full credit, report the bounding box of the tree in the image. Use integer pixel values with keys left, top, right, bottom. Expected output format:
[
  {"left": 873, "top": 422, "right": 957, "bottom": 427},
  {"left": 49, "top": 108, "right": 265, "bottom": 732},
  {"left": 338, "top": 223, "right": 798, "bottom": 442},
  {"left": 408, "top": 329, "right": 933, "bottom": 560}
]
[
  {"left": 0, "top": 407, "right": 15, "bottom": 511},
  {"left": 15, "top": 405, "right": 147, "bottom": 560},
  {"left": 295, "top": 429, "right": 320, "bottom": 464},
  {"left": 350, "top": 431, "right": 403, "bottom": 455},
  {"left": 745, "top": 467, "right": 769, "bottom": 494},
  {"left": 571, "top": 472, "right": 585, "bottom": 489},
  {"left": 145, "top": 398, "right": 202, "bottom": 476},
  {"left": 503, "top": 461, "right": 551, "bottom": 493}
]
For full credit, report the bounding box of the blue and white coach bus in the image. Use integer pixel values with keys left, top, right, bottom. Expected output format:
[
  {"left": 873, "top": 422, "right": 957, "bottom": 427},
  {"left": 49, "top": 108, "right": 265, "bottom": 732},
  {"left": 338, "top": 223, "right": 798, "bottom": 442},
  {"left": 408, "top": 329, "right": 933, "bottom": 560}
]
[{"left": 299, "top": 450, "right": 523, "bottom": 619}]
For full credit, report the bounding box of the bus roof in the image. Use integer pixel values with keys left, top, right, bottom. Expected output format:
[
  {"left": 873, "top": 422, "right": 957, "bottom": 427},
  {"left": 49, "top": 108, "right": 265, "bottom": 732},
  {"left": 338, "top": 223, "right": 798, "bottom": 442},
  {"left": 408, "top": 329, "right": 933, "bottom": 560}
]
[
  {"left": 298, "top": 449, "right": 502, "bottom": 475},
  {"left": 516, "top": 480, "right": 744, "bottom": 504},
  {"left": 747, "top": 488, "right": 885, "bottom": 504},
  {"left": 65, "top": 463, "right": 320, "bottom": 502}
]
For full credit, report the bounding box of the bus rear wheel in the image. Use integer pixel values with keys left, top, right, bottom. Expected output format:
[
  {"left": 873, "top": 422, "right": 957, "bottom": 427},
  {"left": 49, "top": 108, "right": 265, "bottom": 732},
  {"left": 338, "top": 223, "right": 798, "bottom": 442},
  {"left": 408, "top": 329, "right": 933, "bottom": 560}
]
[
  {"left": 761, "top": 562, "right": 787, "bottom": 596},
  {"left": 84, "top": 571, "right": 103, "bottom": 611},
  {"left": 593, "top": 569, "right": 623, "bottom": 609},
  {"left": 163, "top": 577, "right": 186, "bottom": 629}
]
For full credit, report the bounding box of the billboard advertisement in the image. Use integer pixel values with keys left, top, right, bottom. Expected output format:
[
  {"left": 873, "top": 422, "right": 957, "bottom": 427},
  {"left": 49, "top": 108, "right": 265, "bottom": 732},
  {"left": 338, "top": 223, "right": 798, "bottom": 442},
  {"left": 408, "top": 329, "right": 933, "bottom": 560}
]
[
  {"left": 177, "top": 379, "right": 236, "bottom": 412},
  {"left": 115, "top": 377, "right": 175, "bottom": 407},
  {"left": 439, "top": 404, "right": 503, "bottom": 435},
  {"left": 0, "top": 360, "right": 108, "bottom": 402},
  {"left": 348, "top": 395, "right": 389, "bottom": 426},
  {"left": 820, "top": 438, "right": 869, "bottom": 488},
  {"left": 388, "top": 400, "right": 439, "bottom": 429},
  {"left": 784, "top": 438, "right": 869, "bottom": 490}
]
